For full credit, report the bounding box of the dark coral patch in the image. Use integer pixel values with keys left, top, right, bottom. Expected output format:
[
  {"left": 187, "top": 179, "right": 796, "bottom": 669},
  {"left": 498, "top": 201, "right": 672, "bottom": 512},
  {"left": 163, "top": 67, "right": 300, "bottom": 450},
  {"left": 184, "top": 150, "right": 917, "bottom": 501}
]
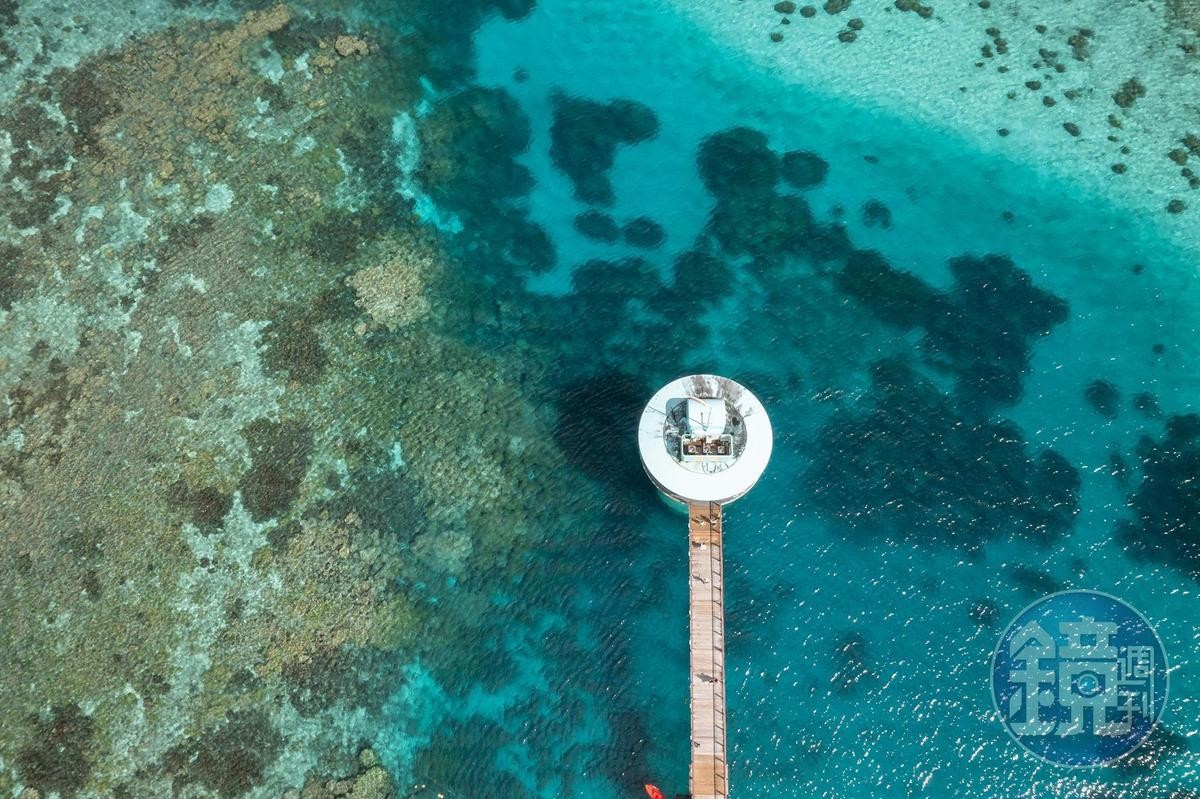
[
  {"left": 58, "top": 68, "right": 122, "bottom": 148},
  {"left": 1117, "top": 724, "right": 1189, "bottom": 773},
  {"left": 1132, "top": 391, "right": 1162, "bottom": 418},
  {"left": 420, "top": 86, "right": 534, "bottom": 209},
  {"left": 1120, "top": 414, "right": 1200, "bottom": 579},
  {"left": 553, "top": 370, "right": 653, "bottom": 487},
  {"left": 672, "top": 249, "right": 733, "bottom": 297},
  {"left": 238, "top": 419, "right": 313, "bottom": 522},
  {"left": 262, "top": 311, "right": 327, "bottom": 383},
  {"left": 571, "top": 256, "right": 661, "bottom": 300},
  {"left": 412, "top": 716, "right": 534, "bottom": 799},
  {"left": 0, "top": 241, "right": 24, "bottom": 310},
  {"left": 417, "top": 87, "right": 558, "bottom": 281},
  {"left": 1084, "top": 378, "right": 1121, "bottom": 419},
  {"left": 168, "top": 478, "right": 233, "bottom": 528},
  {"left": 503, "top": 214, "right": 558, "bottom": 273},
  {"left": 922, "top": 255, "right": 1068, "bottom": 408},
  {"left": 17, "top": 704, "right": 95, "bottom": 798},
  {"left": 162, "top": 709, "right": 284, "bottom": 798},
  {"left": 969, "top": 599, "right": 999, "bottom": 627},
  {"left": 831, "top": 631, "right": 872, "bottom": 693},
  {"left": 805, "top": 357, "right": 1080, "bottom": 547},
  {"left": 862, "top": 199, "right": 893, "bottom": 229},
  {"left": 283, "top": 645, "right": 408, "bottom": 717},
  {"left": 697, "top": 126, "right": 779, "bottom": 196},
  {"left": 780, "top": 149, "right": 829, "bottom": 189},
  {"left": 707, "top": 191, "right": 814, "bottom": 258},
  {"left": 574, "top": 209, "right": 620, "bottom": 242},
  {"left": 835, "top": 249, "right": 942, "bottom": 329},
  {"left": 549, "top": 93, "right": 659, "bottom": 206},
  {"left": 304, "top": 209, "right": 376, "bottom": 265},
  {"left": 621, "top": 216, "right": 665, "bottom": 249},
  {"left": 1010, "top": 564, "right": 1063, "bottom": 595}
]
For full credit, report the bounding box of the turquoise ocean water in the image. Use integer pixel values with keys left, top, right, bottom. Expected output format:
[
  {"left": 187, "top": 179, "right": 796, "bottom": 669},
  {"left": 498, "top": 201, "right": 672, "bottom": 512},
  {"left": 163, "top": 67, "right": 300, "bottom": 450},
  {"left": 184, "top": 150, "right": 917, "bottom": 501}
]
[
  {"left": 369, "top": 1, "right": 1200, "bottom": 797},
  {"left": 5, "top": 0, "right": 1198, "bottom": 796}
]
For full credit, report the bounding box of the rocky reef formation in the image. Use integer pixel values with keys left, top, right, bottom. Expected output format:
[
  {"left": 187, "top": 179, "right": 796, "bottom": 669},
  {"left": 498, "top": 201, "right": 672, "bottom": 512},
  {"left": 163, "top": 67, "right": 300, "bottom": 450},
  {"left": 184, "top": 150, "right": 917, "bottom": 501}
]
[
  {"left": 287, "top": 748, "right": 397, "bottom": 799},
  {"left": 1120, "top": 414, "right": 1200, "bottom": 580},
  {"left": 548, "top": 93, "right": 659, "bottom": 206},
  {"left": 0, "top": 2, "right": 589, "bottom": 796}
]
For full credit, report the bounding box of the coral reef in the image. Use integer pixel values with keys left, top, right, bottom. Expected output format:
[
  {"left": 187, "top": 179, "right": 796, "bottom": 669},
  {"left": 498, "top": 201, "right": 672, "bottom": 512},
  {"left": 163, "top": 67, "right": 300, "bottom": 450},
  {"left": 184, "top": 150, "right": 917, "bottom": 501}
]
[
  {"left": 1084, "top": 378, "right": 1121, "bottom": 419},
  {"left": 0, "top": 3, "right": 587, "bottom": 796},
  {"left": 287, "top": 748, "right": 397, "bottom": 799},
  {"left": 621, "top": 216, "right": 666, "bottom": 249},
  {"left": 549, "top": 93, "right": 659, "bottom": 206},
  {"left": 780, "top": 149, "right": 829, "bottom": 189},
  {"left": 806, "top": 357, "right": 1080, "bottom": 548},
  {"left": 574, "top": 209, "right": 620, "bottom": 243},
  {"left": 1120, "top": 414, "right": 1200, "bottom": 579},
  {"left": 345, "top": 240, "right": 437, "bottom": 332}
]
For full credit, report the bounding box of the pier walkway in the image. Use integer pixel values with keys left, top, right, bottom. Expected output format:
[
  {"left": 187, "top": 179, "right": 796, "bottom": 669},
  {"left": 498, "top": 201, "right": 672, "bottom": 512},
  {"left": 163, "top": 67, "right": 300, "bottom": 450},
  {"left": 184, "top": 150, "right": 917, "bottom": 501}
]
[{"left": 688, "top": 501, "right": 727, "bottom": 799}]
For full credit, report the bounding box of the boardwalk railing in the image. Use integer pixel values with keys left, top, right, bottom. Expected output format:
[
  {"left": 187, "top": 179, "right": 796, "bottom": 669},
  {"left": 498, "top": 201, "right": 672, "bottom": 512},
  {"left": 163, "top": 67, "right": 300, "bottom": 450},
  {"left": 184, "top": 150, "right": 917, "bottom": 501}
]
[{"left": 688, "top": 501, "right": 728, "bottom": 799}]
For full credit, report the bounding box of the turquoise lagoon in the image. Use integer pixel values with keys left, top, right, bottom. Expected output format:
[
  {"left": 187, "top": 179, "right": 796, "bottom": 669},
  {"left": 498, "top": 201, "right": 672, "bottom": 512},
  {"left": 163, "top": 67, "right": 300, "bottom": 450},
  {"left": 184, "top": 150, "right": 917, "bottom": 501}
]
[
  {"left": 374, "top": 1, "right": 1200, "bottom": 797},
  {"left": 2, "top": 0, "right": 1199, "bottom": 796}
]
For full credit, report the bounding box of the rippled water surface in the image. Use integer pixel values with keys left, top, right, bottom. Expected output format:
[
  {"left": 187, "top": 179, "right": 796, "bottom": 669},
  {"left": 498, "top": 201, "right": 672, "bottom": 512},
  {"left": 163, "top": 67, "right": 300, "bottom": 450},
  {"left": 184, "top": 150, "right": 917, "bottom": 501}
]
[{"left": 1, "top": 0, "right": 1198, "bottom": 797}]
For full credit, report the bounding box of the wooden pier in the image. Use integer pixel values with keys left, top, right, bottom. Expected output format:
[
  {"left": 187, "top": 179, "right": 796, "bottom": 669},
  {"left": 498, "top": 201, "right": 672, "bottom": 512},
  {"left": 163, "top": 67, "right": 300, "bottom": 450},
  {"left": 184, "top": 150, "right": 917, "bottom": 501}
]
[{"left": 688, "top": 501, "right": 727, "bottom": 799}]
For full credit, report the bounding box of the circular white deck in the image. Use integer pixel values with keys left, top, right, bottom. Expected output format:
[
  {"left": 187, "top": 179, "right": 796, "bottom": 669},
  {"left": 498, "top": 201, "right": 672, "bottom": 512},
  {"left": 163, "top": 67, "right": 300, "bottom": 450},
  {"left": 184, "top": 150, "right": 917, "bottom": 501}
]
[{"left": 637, "top": 374, "right": 772, "bottom": 504}]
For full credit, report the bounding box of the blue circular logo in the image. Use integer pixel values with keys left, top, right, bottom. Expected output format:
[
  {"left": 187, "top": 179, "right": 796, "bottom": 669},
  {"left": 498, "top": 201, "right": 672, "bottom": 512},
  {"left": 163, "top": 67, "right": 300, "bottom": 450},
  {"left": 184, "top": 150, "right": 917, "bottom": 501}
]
[{"left": 991, "top": 590, "right": 1169, "bottom": 766}]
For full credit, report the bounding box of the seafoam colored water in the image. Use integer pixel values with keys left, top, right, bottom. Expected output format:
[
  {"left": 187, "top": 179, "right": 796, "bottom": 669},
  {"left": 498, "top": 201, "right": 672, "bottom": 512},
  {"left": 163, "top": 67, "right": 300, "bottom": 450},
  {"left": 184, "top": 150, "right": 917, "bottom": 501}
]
[{"left": 1, "top": 0, "right": 1198, "bottom": 797}]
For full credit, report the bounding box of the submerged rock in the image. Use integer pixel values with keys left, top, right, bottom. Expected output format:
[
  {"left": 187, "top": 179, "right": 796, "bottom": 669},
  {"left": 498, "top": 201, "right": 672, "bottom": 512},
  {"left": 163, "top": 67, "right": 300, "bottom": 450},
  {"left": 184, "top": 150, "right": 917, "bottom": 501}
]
[
  {"left": 780, "top": 149, "right": 829, "bottom": 189},
  {"left": 293, "top": 748, "right": 397, "bottom": 799},
  {"left": 862, "top": 199, "right": 893, "bottom": 228},
  {"left": 622, "top": 216, "right": 666, "bottom": 248},
  {"left": 574, "top": 209, "right": 621, "bottom": 242},
  {"left": 806, "top": 357, "right": 1080, "bottom": 546},
  {"left": 1120, "top": 414, "right": 1200, "bottom": 580},
  {"left": 549, "top": 93, "right": 659, "bottom": 205},
  {"left": 334, "top": 34, "right": 370, "bottom": 57},
  {"left": 1113, "top": 77, "right": 1146, "bottom": 108},
  {"left": 698, "top": 126, "right": 780, "bottom": 195},
  {"left": 1084, "top": 379, "right": 1121, "bottom": 419}
]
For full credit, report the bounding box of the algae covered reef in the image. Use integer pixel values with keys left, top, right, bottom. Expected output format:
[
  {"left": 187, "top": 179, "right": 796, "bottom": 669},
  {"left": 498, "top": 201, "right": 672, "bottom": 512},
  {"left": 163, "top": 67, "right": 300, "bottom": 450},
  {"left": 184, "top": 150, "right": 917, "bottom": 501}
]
[{"left": 0, "top": 2, "right": 585, "bottom": 796}]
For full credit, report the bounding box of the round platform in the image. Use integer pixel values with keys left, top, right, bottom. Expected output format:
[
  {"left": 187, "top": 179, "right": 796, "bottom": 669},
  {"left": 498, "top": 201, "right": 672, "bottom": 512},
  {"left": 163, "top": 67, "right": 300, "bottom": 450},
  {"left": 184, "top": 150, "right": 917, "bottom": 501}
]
[{"left": 637, "top": 374, "right": 772, "bottom": 504}]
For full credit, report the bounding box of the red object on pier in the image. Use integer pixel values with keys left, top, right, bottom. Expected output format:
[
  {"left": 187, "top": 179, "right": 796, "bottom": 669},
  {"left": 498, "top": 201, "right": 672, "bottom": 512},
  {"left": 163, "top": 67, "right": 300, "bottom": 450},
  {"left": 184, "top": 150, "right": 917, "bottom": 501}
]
[{"left": 644, "top": 785, "right": 666, "bottom": 799}]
